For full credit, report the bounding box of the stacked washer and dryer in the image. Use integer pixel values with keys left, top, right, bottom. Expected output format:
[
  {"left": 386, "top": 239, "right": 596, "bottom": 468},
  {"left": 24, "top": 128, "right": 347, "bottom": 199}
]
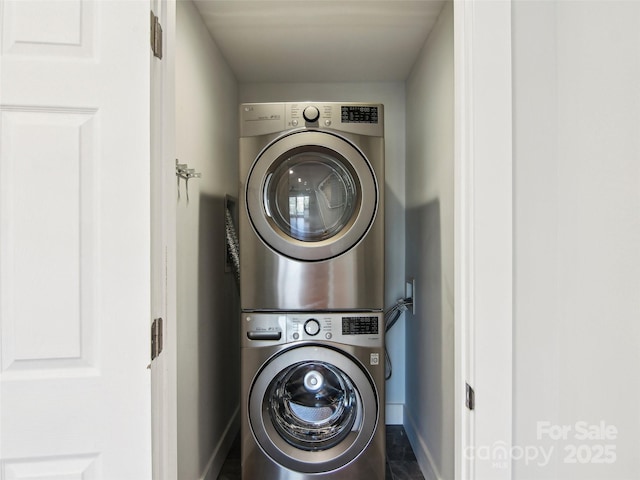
[{"left": 238, "top": 102, "right": 385, "bottom": 479}]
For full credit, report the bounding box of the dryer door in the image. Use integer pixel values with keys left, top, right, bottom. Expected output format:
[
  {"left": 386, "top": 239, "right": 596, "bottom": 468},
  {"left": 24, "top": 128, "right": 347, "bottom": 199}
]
[
  {"left": 246, "top": 131, "right": 378, "bottom": 261},
  {"left": 249, "top": 345, "right": 379, "bottom": 473}
]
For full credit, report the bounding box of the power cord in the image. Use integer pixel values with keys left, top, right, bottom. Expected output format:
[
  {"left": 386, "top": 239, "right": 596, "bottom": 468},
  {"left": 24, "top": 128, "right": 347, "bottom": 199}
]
[{"left": 384, "top": 297, "right": 413, "bottom": 380}]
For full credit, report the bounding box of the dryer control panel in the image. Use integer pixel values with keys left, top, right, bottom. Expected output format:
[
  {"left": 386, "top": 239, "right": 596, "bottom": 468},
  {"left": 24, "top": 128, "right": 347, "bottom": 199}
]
[
  {"left": 240, "top": 102, "right": 384, "bottom": 138},
  {"left": 242, "top": 312, "right": 383, "bottom": 348}
]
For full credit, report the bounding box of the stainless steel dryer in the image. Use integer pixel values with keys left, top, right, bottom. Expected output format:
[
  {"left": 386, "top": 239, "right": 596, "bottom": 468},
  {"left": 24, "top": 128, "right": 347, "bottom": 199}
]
[
  {"left": 241, "top": 312, "right": 385, "bottom": 479},
  {"left": 239, "top": 102, "right": 384, "bottom": 311}
]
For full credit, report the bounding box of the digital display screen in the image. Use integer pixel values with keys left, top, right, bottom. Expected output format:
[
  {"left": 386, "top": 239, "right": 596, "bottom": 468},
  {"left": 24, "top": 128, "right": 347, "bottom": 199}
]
[
  {"left": 341, "top": 106, "right": 379, "bottom": 124},
  {"left": 342, "top": 316, "right": 379, "bottom": 335}
]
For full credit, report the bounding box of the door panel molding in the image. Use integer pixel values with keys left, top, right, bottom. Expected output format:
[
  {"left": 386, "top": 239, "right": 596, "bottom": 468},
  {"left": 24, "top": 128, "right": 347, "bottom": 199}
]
[{"left": 0, "top": 106, "right": 99, "bottom": 378}]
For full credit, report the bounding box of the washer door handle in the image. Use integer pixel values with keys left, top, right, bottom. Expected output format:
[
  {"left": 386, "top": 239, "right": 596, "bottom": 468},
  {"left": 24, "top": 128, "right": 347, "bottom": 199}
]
[{"left": 263, "top": 173, "right": 273, "bottom": 218}]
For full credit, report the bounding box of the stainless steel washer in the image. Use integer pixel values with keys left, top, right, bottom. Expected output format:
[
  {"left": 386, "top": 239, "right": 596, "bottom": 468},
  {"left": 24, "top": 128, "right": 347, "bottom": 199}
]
[
  {"left": 239, "top": 102, "right": 384, "bottom": 311},
  {"left": 241, "top": 312, "right": 385, "bottom": 479}
]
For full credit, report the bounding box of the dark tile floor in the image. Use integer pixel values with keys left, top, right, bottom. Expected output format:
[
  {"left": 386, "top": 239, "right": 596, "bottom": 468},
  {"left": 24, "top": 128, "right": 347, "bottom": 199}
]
[
  {"left": 217, "top": 425, "right": 424, "bottom": 480},
  {"left": 386, "top": 425, "right": 426, "bottom": 480}
]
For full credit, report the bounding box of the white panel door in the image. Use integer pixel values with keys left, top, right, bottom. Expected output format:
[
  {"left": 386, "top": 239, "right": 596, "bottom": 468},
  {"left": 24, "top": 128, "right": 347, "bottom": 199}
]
[{"left": 0, "top": 1, "right": 152, "bottom": 479}]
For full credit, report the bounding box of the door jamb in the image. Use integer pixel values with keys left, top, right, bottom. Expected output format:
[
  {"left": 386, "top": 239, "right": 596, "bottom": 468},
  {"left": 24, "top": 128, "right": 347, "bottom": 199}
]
[
  {"left": 454, "top": 1, "right": 513, "bottom": 479},
  {"left": 150, "top": 0, "right": 177, "bottom": 479}
]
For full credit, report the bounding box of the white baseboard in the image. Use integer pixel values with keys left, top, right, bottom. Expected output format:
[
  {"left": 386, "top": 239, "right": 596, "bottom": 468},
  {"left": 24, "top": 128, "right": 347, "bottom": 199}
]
[
  {"left": 200, "top": 405, "right": 240, "bottom": 480},
  {"left": 403, "top": 406, "right": 442, "bottom": 480},
  {"left": 385, "top": 403, "right": 404, "bottom": 425}
]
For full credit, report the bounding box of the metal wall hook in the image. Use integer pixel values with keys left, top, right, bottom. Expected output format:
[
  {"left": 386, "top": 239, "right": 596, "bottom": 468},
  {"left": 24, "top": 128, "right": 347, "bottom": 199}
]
[{"left": 176, "top": 159, "right": 201, "bottom": 203}]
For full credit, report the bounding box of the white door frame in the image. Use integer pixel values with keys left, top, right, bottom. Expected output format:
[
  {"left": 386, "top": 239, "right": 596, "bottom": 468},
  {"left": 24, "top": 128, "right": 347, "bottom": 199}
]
[
  {"left": 150, "top": 1, "right": 177, "bottom": 479},
  {"left": 454, "top": 1, "right": 513, "bottom": 480}
]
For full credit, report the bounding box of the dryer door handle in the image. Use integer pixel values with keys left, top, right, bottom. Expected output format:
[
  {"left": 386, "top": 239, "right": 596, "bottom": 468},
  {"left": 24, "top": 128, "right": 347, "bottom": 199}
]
[{"left": 263, "top": 173, "right": 273, "bottom": 218}]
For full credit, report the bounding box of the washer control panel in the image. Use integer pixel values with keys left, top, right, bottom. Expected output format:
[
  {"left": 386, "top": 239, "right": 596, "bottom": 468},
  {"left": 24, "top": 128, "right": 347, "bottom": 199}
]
[{"left": 242, "top": 312, "right": 383, "bottom": 348}]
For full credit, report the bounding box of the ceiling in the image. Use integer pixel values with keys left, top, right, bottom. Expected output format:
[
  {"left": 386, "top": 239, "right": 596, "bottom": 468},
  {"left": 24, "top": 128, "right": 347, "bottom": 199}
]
[{"left": 193, "top": 1, "right": 447, "bottom": 83}]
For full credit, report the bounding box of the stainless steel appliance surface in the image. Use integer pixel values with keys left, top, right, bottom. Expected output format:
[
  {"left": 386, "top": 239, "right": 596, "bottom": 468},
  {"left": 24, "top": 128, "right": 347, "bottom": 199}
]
[
  {"left": 239, "top": 102, "right": 384, "bottom": 311},
  {"left": 241, "top": 311, "right": 385, "bottom": 480}
]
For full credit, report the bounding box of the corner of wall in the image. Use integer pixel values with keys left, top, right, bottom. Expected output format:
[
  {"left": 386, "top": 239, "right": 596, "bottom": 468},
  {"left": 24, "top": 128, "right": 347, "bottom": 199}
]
[
  {"left": 200, "top": 407, "right": 239, "bottom": 480},
  {"left": 403, "top": 405, "right": 443, "bottom": 480}
]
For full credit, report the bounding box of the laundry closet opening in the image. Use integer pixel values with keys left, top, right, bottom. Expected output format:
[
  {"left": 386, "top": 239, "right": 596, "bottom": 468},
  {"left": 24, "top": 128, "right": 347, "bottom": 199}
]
[{"left": 174, "top": 1, "right": 454, "bottom": 479}]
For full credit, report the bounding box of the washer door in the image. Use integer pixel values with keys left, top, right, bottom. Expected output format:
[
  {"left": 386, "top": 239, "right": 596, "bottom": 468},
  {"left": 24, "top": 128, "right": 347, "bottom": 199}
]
[
  {"left": 246, "top": 131, "right": 378, "bottom": 261},
  {"left": 249, "top": 345, "right": 378, "bottom": 473}
]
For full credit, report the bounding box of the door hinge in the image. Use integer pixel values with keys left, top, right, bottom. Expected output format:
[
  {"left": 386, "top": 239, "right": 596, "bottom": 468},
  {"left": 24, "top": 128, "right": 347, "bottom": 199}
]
[
  {"left": 151, "top": 317, "right": 164, "bottom": 361},
  {"left": 466, "top": 383, "right": 475, "bottom": 410},
  {"left": 150, "top": 11, "right": 163, "bottom": 59}
]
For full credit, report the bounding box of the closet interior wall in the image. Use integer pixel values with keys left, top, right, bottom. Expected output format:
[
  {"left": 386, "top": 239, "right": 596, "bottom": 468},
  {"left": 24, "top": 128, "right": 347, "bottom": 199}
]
[
  {"left": 176, "top": 2, "right": 239, "bottom": 480},
  {"left": 405, "top": 3, "right": 455, "bottom": 479},
  {"left": 176, "top": 1, "right": 454, "bottom": 479}
]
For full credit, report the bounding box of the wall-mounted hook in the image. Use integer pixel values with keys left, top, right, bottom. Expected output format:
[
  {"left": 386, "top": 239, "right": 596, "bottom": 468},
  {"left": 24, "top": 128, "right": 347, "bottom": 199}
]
[
  {"left": 183, "top": 169, "right": 201, "bottom": 203},
  {"left": 176, "top": 159, "right": 201, "bottom": 203},
  {"left": 176, "top": 160, "right": 187, "bottom": 199}
]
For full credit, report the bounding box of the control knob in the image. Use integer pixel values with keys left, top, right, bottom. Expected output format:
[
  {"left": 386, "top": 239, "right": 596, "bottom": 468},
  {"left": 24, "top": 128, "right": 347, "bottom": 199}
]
[
  {"left": 303, "top": 106, "right": 320, "bottom": 123},
  {"left": 304, "top": 318, "right": 321, "bottom": 336}
]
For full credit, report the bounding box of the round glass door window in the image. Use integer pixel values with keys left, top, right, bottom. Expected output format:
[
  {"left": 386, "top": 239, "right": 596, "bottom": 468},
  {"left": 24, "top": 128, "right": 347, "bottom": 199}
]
[
  {"left": 246, "top": 131, "right": 378, "bottom": 262},
  {"left": 248, "top": 345, "right": 379, "bottom": 473},
  {"left": 267, "top": 361, "right": 358, "bottom": 451},
  {"left": 266, "top": 152, "right": 358, "bottom": 242}
]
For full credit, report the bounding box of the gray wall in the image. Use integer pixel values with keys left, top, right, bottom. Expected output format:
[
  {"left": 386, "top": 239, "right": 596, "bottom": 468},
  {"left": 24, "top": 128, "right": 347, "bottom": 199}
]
[
  {"left": 404, "top": 2, "right": 454, "bottom": 479},
  {"left": 176, "top": 2, "right": 240, "bottom": 479},
  {"left": 513, "top": 2, "right": 640, "bottom": 478}
]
